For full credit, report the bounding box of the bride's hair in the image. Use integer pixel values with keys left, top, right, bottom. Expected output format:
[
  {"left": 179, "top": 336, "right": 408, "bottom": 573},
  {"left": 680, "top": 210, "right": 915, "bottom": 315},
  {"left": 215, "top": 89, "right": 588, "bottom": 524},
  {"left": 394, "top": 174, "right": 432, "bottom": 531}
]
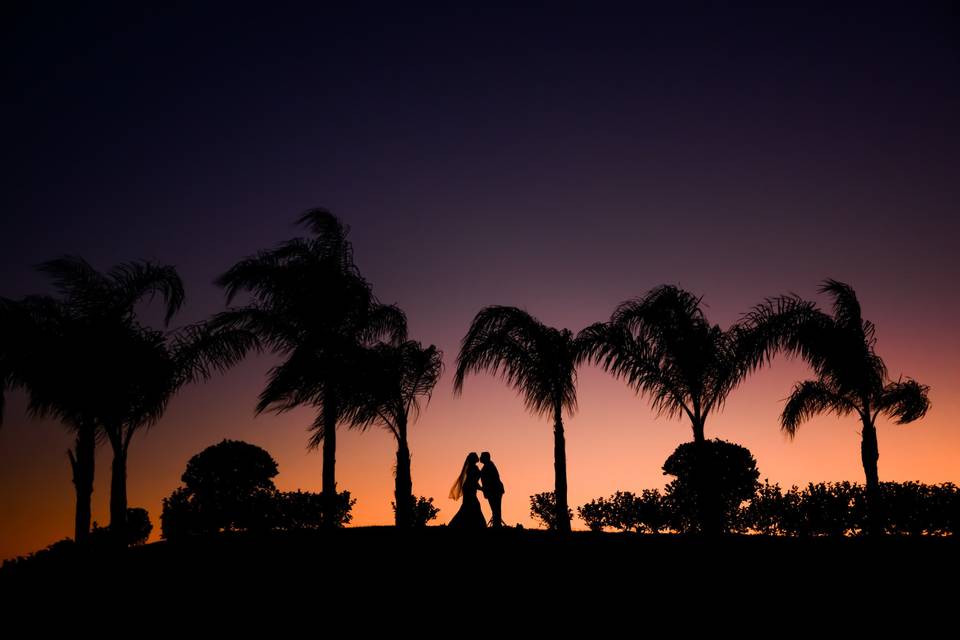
[{"left": 449, "top": 452, "right": 479, "bottom": 500}]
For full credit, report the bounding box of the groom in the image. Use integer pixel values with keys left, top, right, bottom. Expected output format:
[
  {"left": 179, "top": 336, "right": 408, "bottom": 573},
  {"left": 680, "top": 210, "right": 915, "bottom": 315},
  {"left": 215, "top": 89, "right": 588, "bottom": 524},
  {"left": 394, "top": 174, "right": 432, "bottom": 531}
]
[{"left": 479, "top": 452, "right": 505, "bottom": 527}]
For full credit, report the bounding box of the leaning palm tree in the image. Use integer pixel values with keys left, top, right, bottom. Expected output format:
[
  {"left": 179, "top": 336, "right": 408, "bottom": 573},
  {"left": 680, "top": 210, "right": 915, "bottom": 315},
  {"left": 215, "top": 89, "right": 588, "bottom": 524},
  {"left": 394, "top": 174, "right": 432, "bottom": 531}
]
[
  {"left": 743, "top": 279, "right": 931, "bottom": 526},
  {"left": 578, "top": 285, "right": 763, "bottom": 444},
  {"left": 454, "top": 306, "right": 583, "bottom": 532},
  {"left": 0, "top": 295, "right": 101, "bottom": 542},
  {"left": 347, "top": 341, "right": 443, "bottom": 527},
  {"left": 213, "top": 209, "right": 407, "bottom": 527}
]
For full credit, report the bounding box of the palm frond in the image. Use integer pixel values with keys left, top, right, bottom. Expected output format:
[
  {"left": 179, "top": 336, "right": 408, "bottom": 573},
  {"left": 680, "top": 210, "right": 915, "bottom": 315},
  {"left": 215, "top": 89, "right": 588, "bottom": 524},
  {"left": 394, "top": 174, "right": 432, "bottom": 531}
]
[
  {"left": 781, "top": 380, "right": 855, "bottom": 437},
  {"left": 359, "top": 303, "right": 408, "bottom": 346},
  {"left": 455, "top": 306, "right": 577, "bottom": 417},
  {"left": 256, "top": 348, "right": 326, "bottom": 415},
  {"left": 737, "top": 294, "right": 820, "bottom": 369},
  {"left": 169, "top": 321, "right": 262, "bottom": 384},
  {"left": 208, "top": 306, "right": 300, "bottom": 352},
  {"left": 106, "top": 261, "right": 185, "bottom": 325},
  {"left": 35, "top": 256, "right": 108, "bottom": 304},
  {"left": 876, "top": 378, "right": 931, "bottom": 424},
  {"left": 819, "top": 279, "right": 863, "bottom": 334}
]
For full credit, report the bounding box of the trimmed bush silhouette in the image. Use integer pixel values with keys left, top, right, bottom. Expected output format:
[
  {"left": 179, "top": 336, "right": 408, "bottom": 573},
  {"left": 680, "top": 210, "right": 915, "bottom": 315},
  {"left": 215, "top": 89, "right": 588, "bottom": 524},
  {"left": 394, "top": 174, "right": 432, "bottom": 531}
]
[
  {"left": 90, "top": 507, "right": 153, "bottom": 546},
  {"left": 578, "top": 490, "right": 669, "bottom": 533},
  {"left": 530, "top": 492, "right": 573, "bottom": 530},
  {"left": 738, "top": 481, "right": 960, "bottom": 536},
  {"left": 173, "top": 439, "right": 279, "bottom": 536},
  {"left": 742, "top": 480, "right": 789, "bottom": 535},
  {"left": 161, "top": 440, "right": 354, "bottom": 539},
  {"left": 663, "top": 439, "right": 760, "bottom": 534},
  {"left": 273, "top": 490, "right": 356, "bottom": 530},
  {"left": 577, "top": 497, "right": 610, "bottom": 532},
  {"left": 391, "top": 495, "right": 440, "bottom": 527}
]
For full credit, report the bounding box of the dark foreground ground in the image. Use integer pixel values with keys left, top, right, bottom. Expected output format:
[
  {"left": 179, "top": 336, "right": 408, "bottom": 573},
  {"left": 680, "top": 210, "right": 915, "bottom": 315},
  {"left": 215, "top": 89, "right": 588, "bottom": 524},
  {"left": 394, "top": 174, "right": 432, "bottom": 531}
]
[{"left": 2, "top": 528, "right": 957, "bottom": 624}]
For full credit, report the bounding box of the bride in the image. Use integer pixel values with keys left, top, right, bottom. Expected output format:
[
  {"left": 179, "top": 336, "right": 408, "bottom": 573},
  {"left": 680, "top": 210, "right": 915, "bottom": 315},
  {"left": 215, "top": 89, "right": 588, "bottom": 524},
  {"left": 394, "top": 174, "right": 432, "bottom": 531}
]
[{"left": 448, "top": 452, "right": 486, "bottom": 529}]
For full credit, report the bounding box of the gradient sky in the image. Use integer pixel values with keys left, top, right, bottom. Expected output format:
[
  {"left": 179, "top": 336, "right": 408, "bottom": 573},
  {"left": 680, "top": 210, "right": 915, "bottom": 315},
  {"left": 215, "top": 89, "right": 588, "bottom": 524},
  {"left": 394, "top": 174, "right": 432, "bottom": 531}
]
[{"left": 2, "top": 3, "right": 958, "bottom": 560}]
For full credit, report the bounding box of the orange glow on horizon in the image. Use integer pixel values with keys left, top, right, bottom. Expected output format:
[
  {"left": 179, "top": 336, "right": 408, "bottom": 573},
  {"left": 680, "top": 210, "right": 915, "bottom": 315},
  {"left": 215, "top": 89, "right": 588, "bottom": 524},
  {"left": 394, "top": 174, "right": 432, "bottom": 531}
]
[{"left": 3, "top": 331, "right": 958, "bottom": 560}]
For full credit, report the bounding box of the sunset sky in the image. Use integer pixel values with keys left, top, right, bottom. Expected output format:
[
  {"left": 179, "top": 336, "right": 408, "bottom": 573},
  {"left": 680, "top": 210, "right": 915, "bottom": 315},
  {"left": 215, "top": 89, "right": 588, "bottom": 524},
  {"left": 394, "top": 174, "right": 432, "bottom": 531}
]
[{"left": 2, "top": 3, "right": 958, "bottom": 560}]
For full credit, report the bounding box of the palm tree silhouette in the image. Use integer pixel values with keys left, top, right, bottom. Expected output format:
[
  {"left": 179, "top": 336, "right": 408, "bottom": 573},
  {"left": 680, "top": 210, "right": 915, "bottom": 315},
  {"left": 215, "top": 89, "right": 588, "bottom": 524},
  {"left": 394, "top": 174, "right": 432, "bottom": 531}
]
[
  {"left": 455, "top": 306, "right": 584, "bottom": 532},
  {"left": 578, "top": 285, "right": 763, "bottom": 444},
  {"left": 33, "top": 258, "right": 186, "bottom": 536},
  {"left": 214, "top": 209, "right": 406, "bottom": 527},
  {"left": 98, "top": 318, "right": 254, "bottom": 536},
  {"left": 1, "top": 296, "right": 101, "bottom": 542},
  {"left": 2, "top": 257, "right": 250, "bottom": 539},
  {"left": 348, "top": 341, "right": 443, "bottom": 527},
  {"left": 744, "top": 279, "right": 931, "bottom": 527}
]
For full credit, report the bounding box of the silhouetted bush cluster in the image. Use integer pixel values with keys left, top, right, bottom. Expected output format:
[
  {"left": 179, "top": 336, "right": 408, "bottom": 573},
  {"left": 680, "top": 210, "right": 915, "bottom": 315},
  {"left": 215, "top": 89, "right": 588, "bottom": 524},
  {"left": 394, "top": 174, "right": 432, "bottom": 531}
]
[
  {"left": 529, "top": 492, "right": 574, "bottom": 530},
  {"left": 577, "top": 490, "right": 669, "bottom": 533},
  {"left": 391, "top": 495, "right": 441, "bottom": 527},
  {"left": 579, "top": 480, "right": 959, "bottom": 536},
  {"left": 742, "top": 480, "right": 958, "bottom": 537},
  {"left": 272, "top": 490, "right": 357, "bottom": 531},
  {"left": 160, "top": 440, "right": 355, "bottom": 540},
  {"left": 91, "top": 507, "right": 153, "bottom": 546}
]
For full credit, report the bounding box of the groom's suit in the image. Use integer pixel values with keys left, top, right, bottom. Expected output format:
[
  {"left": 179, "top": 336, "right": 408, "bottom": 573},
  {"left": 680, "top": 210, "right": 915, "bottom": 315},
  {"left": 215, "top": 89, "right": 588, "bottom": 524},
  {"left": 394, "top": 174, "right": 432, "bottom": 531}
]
[{"left": 480, "top": 460, "right": 505, "bottom": 527}]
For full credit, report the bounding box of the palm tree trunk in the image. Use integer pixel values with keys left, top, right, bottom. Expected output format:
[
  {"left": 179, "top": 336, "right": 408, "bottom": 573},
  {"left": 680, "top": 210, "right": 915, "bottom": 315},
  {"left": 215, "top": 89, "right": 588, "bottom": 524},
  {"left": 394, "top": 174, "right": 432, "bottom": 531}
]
[
  {"left": 395, "top": 428, "right": 413, "bottom": 528},
  {"left": 692, "top": 417, "right": 706, "bottom": 444},
  {"left": 860, "top": 417, "right": 882, "bottom": 535},
  {"left": 110, "top": 445, "right": 127, "bottom": 542},
  {"left": 68, "top": 423, "right": 96, "bottom": 543},
  {"left": 321, "top": 397, "right": 338, "bottom": 529},
  {"left": 689, "top": 415, "right": 719, "bottom": 535},
  {"left": 109, "top": 441, "right": 128, "bottom": 543},
  {"left": 553, "top": 402, "right": 571, "bottom": 533}
]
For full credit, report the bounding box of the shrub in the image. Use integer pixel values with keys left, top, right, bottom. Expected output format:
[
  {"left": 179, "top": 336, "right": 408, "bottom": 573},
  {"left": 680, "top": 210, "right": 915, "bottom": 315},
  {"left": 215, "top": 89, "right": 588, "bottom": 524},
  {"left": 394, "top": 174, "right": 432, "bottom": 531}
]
[
  {"left": 663, "top": 439, "right": 760, "bottom": 535},
  {"left": 577, "top": 497, "right": 610, "bottom": 532},
  {"left": 90, "top": 507, "right": 153, "bottom": 546},
  {"left": 742, "top": 480, "right": 784, "bottom": 535},
  {"left": 275, "top": 490, "right": 356, "bottom": 530},
  {"left": 392, "top": 495, "right": 440, "bottom": 527},
  {"left": 635, "top": 489, "right": 670, "bottom": 534},
  {"left": 161, "top": 440, "right": 356, "bottom": 540},
  {"left": 530, "top": 492, "right": 573, "bottom": 530}
]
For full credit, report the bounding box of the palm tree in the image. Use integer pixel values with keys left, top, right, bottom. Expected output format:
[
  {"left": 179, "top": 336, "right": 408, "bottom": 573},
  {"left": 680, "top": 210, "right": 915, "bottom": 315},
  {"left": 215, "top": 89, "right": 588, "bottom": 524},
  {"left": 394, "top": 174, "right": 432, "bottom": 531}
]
[
  {"left": 1, "top": 256, "right": 249, "bottom": 539},
  {"left": 743, "top": 279, "right": 931, "bottom": 525},
  {"left": 2, "top": 268, "right": 181, "bottom": 544},
  {"left": 98, "top": 318, "right": 256, "bottom": 536},
  {"left": 578, "top": 285, "right": 763, "bottom": 444},
  {"left": 30, "top": 257, "right": 185, "bottom": 536},
  {"left": 454, "top": 306, "right": 583, "bottom": 532},
  {"left": 213, "top": 209, "right": 406, "bottom": 527},
  {"left": 347, "top": 341, "right": 443, "bottom": 527},
  {"left": 1, "top": 295, "right": 101, "bottom": 542}
]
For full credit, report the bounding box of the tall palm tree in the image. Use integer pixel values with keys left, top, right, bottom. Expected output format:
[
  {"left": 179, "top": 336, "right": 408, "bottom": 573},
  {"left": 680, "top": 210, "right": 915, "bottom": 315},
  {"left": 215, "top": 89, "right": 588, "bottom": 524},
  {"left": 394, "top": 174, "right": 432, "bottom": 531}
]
[
  {"left": 578, "top": 285, "right": 763, "bottom": 444},
  {"left": 347, "top": 341, "right": 443, "bottom": 527},
  {"left": 99, "top": 318, "right": 256, "bottom": 536},
  {"left": 2, "top": 256, "right": 249, "bottom": 539},
  {"left": 454, "top": 306, "right": 583, "bottom": 533},
  {"left": 214, "top": 209, "right": 407, "bottom": 527},
  {"left": 1, "top": 256, "right": 183, "bottom": 543},
  {"left": 743, "top": 279, "right": 931, "bottom": 524},
  {"left": 30, "top": 257, "right": 185, "bottom": 537},
  {"left": 0, "top": 295, "right": 101, "bottom": 542}
]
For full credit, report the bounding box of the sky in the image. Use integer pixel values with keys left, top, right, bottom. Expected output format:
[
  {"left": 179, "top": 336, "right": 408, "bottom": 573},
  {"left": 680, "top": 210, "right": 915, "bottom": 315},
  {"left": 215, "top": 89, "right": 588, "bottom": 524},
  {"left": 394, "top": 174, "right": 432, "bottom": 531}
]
[{"left": 1, "top": 2, "right": 958, "bottom": 559}]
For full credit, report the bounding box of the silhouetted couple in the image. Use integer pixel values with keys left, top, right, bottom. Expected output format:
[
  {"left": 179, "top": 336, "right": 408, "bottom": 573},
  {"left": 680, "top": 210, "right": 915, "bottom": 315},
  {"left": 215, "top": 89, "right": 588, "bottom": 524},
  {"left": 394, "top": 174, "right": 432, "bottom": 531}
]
[{"left": 448, "top": 452, "right": 505, "bottom": 529}]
